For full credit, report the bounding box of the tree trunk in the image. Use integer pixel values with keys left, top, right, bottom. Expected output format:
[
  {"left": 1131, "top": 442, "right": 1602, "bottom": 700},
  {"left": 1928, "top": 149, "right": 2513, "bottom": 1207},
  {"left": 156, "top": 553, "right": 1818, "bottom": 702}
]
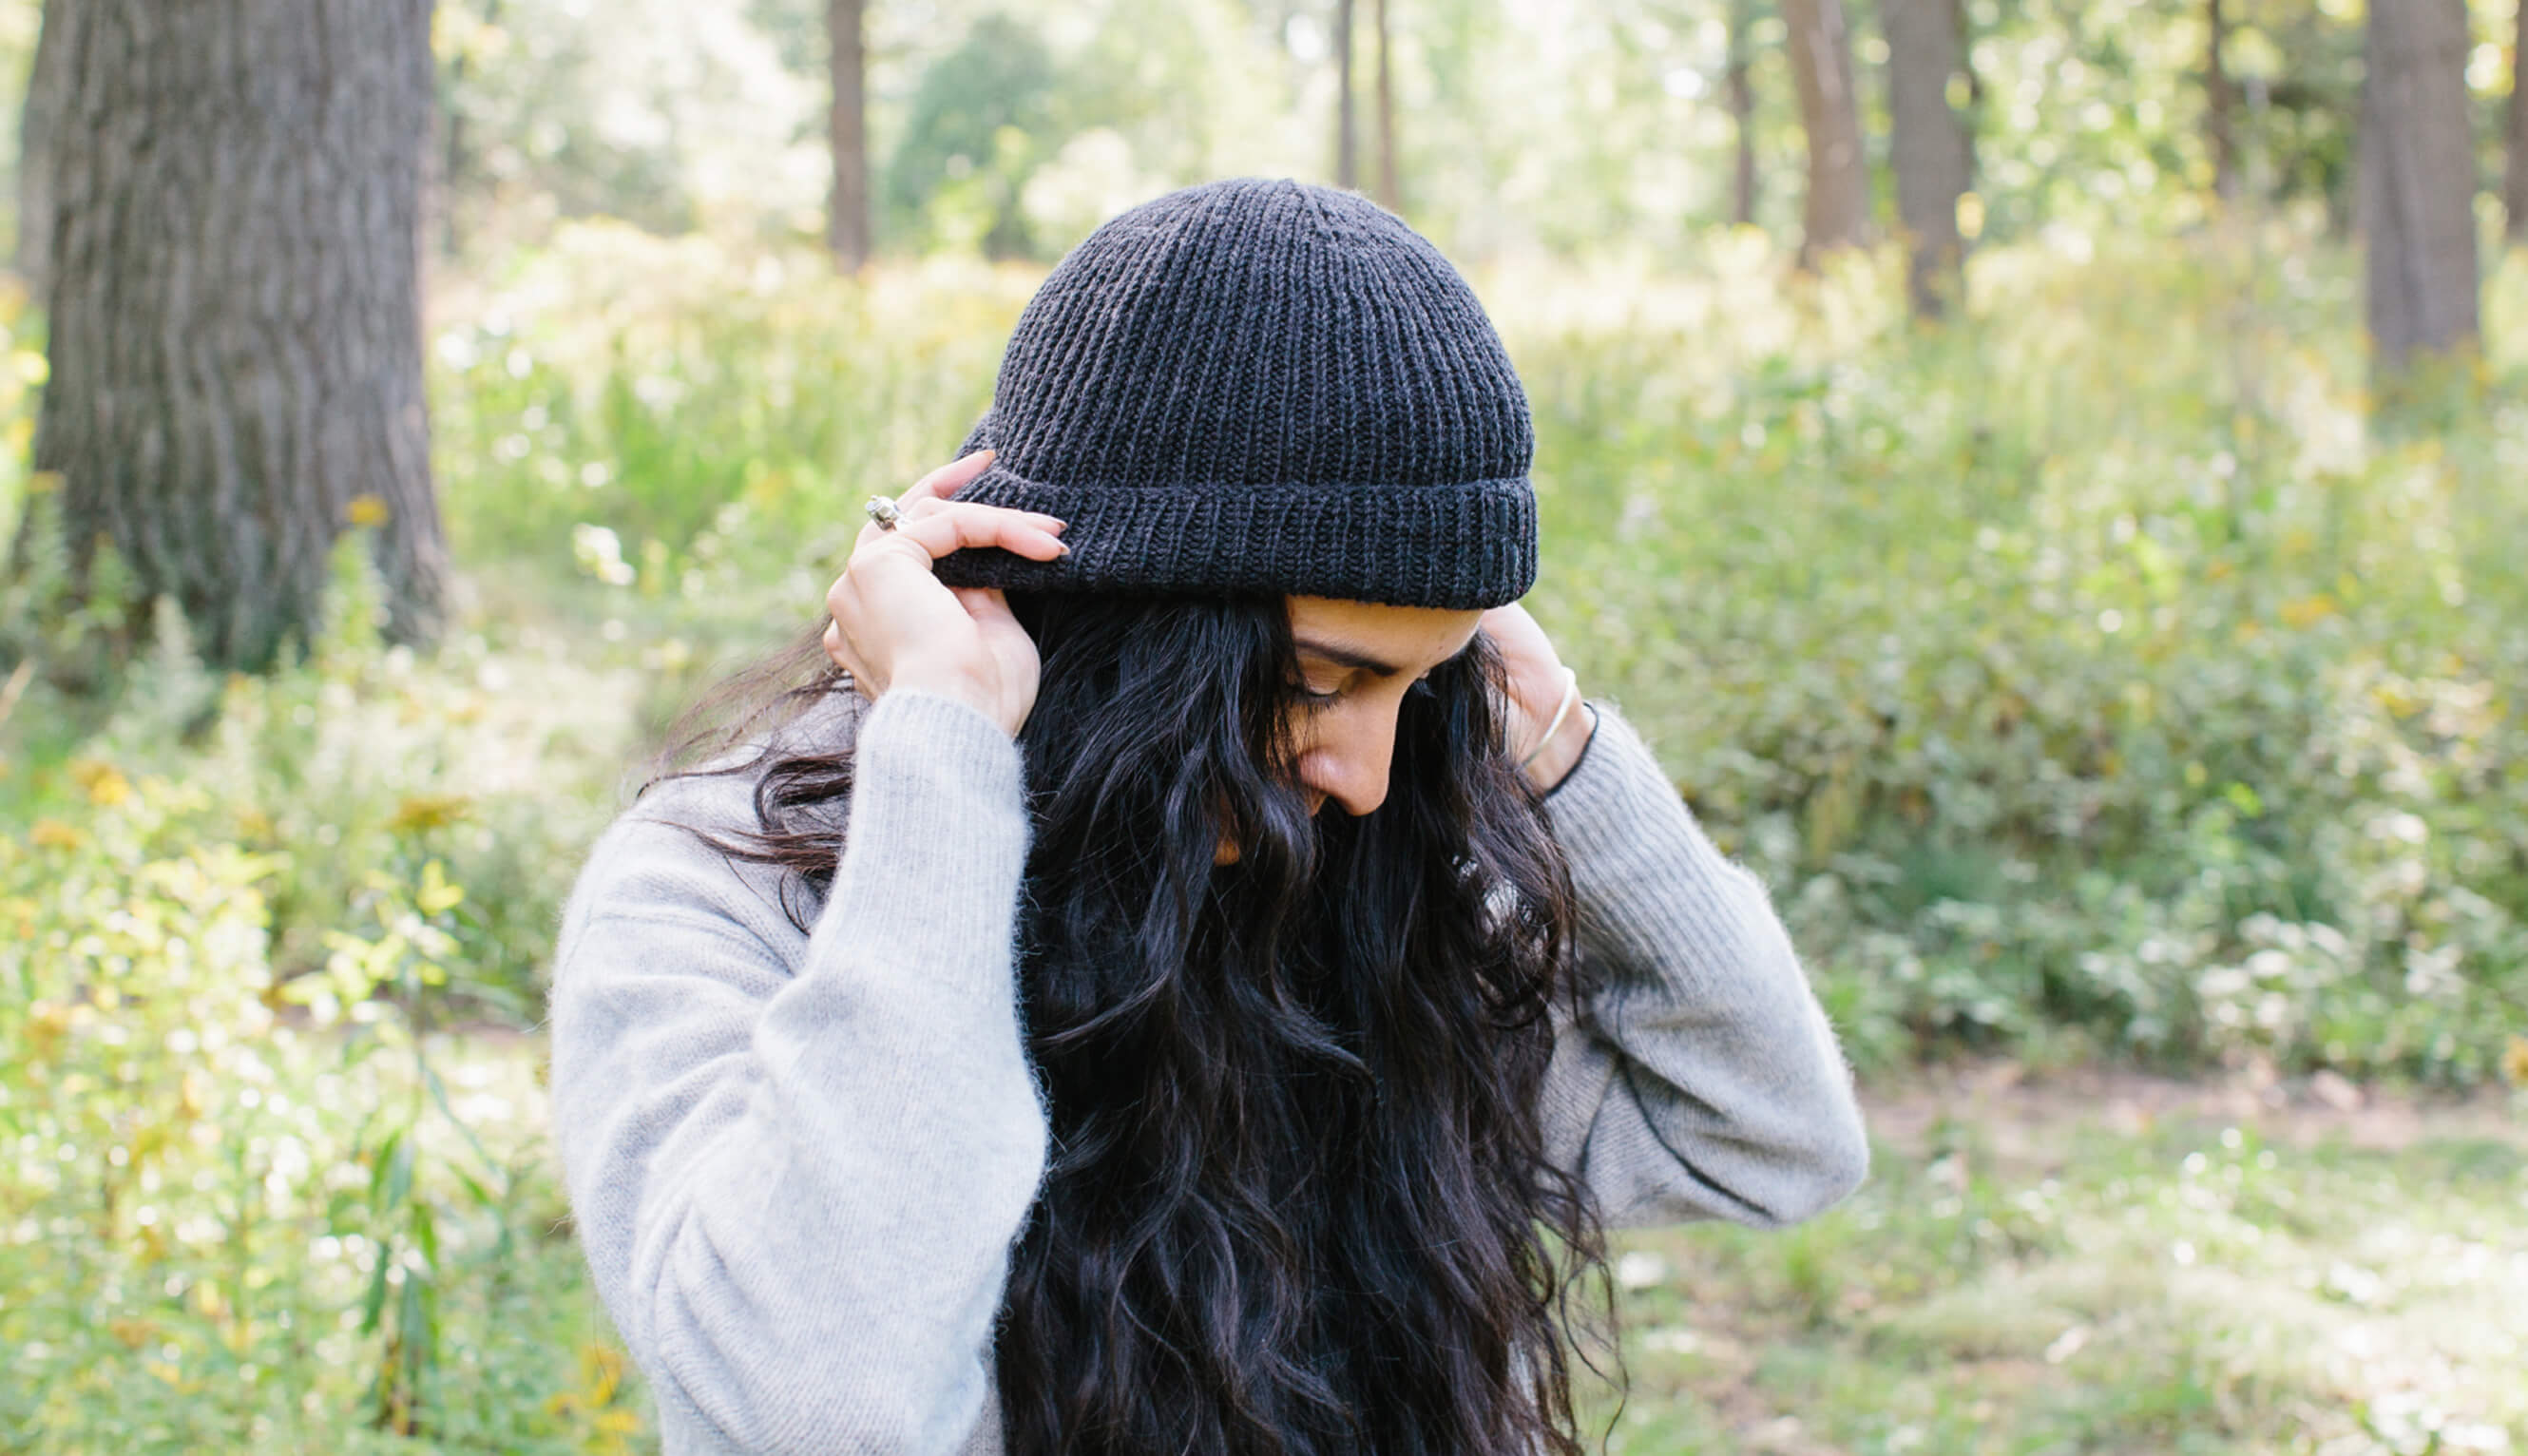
[
  {"left": 1334, "top": 0, "right": 1358, "bottom": 189},
  {"left": 1372, "top": 0, "right": 1399, "bottom": 211},
  {"left": 2207, "top": 0, "right": 2239, "bottom": 201},
  {"left": 1884, "top": 0, "right": 1971, "bottom": 316},
  {"left": 2506, "top": 0, "right": 2526, "bottom": 243},
  {"left": 1784, "top": 0, "right": 1871, "bottom": 266},
  {"left": 15, "top": 0, "right": 74, "bottom": 293},
  {"left": 1726, "top": 0, "right": 1758, "bottom": 226},
  {"left": 1951, "top": 0, "right": 1980, "bottom": 178},
  {"left": 27, "top": 0, "right": 446, "bottom": 671},
  {"left": 828, "top": 0, "right": 871, "bottom": 270},
  {"left": 2359, "top": 0, "right": 2480, "bottom": 374}
]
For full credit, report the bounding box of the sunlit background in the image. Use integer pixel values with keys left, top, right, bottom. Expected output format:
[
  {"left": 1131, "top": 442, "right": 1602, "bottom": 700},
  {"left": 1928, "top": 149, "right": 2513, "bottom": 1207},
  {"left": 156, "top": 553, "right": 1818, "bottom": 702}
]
[{"left": 2, "top": 0, "right": 2525, "bottom": 1450}]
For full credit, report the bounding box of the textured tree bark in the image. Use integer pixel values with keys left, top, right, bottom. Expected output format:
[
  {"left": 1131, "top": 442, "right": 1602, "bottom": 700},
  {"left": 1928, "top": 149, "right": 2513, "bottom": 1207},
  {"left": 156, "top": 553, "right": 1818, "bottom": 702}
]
[
  {"left": 1726, "top": 0, "right": 1758, "bottom": 226},
  {"left": 1372, "top": 0, "right": 1400, "bottom": 212},
  {"left": 2507, "top": 0, "right": 2526, "bottom": 243},
  {"left": 1334, "top": 0, "right": 1358, "bottom": 190},
  {"left": 1784, "top": 0, "right": 1871, "bottom": 266},
  {"left": 2207, "top": 0, "right": 2238, "bottom": 201},
  {"left": 27, "top": 0, "right": 447, "bottom": 670},
  {"left": 2359, "top": 0, "right": 2480, "bottom": 374},
  {"left": 14, "top": 0, "right": 74, "bottom": 294},
  {"left": 1884, "top": 0, "right": 1971, "bottom": 316},
  {"left": 828, "top": 0, "right": 871, "bottom": 270}
]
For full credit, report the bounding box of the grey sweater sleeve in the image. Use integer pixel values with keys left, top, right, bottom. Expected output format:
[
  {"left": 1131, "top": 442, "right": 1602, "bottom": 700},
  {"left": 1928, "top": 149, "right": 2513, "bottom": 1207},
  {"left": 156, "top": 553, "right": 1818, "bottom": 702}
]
[
  {"left": 546, "top": 690, "right": 1045, "bottom": 1455},
  {"left": 1537, "top": 702, "right": 1870, "bottom": 1230}
]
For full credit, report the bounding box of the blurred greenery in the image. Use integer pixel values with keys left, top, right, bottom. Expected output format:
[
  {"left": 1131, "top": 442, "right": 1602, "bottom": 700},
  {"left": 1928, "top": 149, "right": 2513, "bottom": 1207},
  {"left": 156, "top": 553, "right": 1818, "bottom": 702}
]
[{"left": 5, "top": 0, "right": 2528, "bottom": 1446}]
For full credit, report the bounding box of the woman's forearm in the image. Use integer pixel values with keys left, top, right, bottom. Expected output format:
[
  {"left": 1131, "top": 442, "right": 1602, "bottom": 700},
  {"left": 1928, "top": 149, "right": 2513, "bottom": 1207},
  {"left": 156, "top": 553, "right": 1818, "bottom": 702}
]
[{"left": 1538, "top": 703, "right": 1870, "bottom": 1229}]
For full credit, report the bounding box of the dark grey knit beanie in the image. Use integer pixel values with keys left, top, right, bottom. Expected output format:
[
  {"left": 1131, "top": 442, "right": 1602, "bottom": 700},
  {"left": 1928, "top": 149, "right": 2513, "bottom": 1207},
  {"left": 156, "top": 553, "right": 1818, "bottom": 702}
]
[{"left": 932, "top": 177, "right": 1536, "bottom": 610}]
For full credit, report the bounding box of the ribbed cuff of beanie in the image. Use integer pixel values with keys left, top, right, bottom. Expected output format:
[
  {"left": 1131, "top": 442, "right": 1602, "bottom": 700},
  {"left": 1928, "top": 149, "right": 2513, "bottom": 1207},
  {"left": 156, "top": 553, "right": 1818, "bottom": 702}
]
[{"left": 934, "top": 467, "right": 1537, "bottom": 610}]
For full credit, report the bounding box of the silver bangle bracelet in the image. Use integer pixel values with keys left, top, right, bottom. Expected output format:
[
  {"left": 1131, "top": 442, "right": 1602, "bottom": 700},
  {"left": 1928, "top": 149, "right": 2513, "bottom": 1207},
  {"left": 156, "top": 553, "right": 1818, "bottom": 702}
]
[{"left": 1518, "top": 666, "right": 1582, "bottom": 772}]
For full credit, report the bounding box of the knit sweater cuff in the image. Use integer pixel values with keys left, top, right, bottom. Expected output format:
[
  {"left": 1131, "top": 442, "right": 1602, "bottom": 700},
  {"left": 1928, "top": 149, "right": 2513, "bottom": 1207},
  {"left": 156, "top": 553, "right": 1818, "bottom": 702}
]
[
  {"left": 812, "top": 688, "right": 1029, "bottom": 982},
  {"left": 851, "top": 688, "right": 1024, "bottom": 805},
  {"left": 1538, "top": 702, "right": 1677, "bottom": 854},
  {"left": 1539, "top": 702, "right": 1766, "bottom": 977}
]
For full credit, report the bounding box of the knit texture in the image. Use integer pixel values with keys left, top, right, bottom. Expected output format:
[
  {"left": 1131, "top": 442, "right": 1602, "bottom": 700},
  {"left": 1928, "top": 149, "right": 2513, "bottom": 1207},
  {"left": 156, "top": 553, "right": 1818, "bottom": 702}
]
[
  {"left": 932, "top": 177, "right": 1538, "bottom": 609},
  {"left": 547, "top": 693, "right": 1868, "bottom": 1454}
]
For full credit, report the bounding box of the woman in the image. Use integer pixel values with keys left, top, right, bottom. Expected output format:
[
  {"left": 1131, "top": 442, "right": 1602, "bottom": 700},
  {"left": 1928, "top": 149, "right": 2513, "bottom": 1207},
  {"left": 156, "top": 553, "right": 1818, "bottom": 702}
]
[{"left": 548, "top": 178, "right": 1867, "bottom": 1456}]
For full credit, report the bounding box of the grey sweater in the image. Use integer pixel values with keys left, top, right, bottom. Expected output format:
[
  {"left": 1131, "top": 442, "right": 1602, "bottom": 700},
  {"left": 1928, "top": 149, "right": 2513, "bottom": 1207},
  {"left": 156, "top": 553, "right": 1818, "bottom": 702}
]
[{"left": 547, "top": 690, "right": 1868, "bottom": 1456}]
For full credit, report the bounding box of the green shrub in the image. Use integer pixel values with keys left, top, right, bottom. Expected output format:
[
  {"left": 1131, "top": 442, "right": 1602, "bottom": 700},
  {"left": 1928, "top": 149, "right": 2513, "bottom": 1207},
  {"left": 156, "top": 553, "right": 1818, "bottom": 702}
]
[
  {"left": 1514, "top": 232, "right": 2528, "bottom": 1084},
  {"left": 0, "top": 769, "right": 629, "bottom": 1452}
]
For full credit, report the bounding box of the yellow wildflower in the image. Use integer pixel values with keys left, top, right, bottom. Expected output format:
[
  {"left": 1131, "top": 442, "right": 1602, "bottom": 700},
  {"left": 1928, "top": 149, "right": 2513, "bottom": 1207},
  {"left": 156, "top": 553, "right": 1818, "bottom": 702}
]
[
  {"left": 29, "top": 817, "right": 84, "bottom": 850},
  {"left": 388, "top": 793, "right": 473, "bottom": 834},
  {"left": 68, "top": 757, "right": 132, "bottom": 806}
]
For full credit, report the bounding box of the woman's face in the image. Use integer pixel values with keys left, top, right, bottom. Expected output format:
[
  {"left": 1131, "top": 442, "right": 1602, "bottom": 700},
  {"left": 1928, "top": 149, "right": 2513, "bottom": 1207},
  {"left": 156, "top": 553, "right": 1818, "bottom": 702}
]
[{"left": 1284, "top": 593, "right": 1485, "bottom": 810}]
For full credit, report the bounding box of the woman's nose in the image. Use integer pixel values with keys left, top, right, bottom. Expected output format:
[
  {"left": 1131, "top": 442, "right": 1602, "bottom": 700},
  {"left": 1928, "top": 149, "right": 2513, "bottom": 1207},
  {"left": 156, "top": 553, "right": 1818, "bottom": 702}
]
[{"left": 1298, "top": 718, "right": 1395, "bottom": 817}]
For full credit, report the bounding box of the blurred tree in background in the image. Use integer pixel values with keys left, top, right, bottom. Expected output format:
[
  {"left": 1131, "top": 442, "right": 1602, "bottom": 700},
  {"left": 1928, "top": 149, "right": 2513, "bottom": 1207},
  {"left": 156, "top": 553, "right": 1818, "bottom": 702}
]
[
  {"left": 1785, "top": 0, "right": 1874, "bottom": 264},
  {"left": 2360, "top": 0, "right": 2481, "bottom": 392},
  {"left": 12, "top": 0, "right": 445, "bottom": 671},
  {"left": 2511, "top": 0, "right": 2527, "bottom": 241},
  {"left": 828, "top": 0, "right": 873, "bottom": 270},
  {"left": 1882, "top": 0, "right": 1974, "bottom": 315},
  {"left": 1724, "top": 0, "right": 1761, "bottom": 223},
  {"left": 1335, "top": 0, "right": 1358, "bottom": 187}
]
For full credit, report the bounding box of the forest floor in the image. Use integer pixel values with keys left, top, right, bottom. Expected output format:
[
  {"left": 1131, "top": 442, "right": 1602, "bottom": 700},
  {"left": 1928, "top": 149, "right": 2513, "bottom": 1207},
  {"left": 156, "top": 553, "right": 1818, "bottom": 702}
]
[
  {"left": 442, "top": 1026, "right": 2523, "bottom": 1456},
  {"left": 1593, "top": 1058, "right": 2527, "bottom": 1456}
]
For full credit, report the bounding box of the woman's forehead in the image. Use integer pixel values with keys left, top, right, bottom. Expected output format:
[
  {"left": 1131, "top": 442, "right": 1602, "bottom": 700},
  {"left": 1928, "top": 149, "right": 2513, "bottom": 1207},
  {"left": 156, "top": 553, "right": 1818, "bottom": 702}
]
[{"left": 1286, "top": 596, "right": 1484, "bottom": 674}]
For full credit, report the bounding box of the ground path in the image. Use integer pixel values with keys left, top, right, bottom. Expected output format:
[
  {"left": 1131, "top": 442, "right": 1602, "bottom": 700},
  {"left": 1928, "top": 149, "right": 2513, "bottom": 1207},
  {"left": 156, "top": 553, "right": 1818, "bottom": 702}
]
[{"left": 1598, "top": 1059, "right": 2525, "bottom": 1456}]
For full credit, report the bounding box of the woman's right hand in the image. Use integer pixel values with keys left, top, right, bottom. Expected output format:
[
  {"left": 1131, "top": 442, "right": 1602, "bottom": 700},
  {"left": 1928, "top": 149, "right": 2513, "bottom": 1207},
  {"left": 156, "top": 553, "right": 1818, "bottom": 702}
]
[{"left": 822, "top": 450, "right": 1067, "bottom": 738}]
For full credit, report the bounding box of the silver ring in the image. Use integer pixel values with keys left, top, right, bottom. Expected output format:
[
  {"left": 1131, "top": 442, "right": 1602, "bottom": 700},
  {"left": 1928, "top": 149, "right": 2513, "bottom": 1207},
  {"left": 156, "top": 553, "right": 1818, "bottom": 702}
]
[{"left": 865, "top": 494, "right": 902, "bottom": 531}]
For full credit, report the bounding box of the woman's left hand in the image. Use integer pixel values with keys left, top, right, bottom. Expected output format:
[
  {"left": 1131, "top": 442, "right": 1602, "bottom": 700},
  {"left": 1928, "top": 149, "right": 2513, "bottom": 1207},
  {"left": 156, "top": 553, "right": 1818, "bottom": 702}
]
[{"left": 1480, "top": 603, "right": 1594, "bottom": 794}]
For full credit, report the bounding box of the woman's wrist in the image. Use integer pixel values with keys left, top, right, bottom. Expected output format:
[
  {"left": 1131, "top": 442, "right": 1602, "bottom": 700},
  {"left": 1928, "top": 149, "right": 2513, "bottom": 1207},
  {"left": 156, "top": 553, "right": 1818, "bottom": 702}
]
[{"left": 1520, "top": 694, "right": 1597, "bottom": 795}]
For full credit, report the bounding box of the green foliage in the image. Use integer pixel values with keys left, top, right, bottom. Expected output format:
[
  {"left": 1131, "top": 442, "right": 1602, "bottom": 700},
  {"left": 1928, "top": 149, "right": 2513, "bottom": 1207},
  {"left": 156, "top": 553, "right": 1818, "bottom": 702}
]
[
  {"left": 0, "top": 770, "right": 628, "bottom": 1452},
  {"left": 885, "top": 14, "right": 1064, "bottom": 259},
  {"left": 430, "top": 222, "right": 1023, "bottom": 593},
  {"left": 1518, "top": 232, "right": 2528, "bottom": 1085}
]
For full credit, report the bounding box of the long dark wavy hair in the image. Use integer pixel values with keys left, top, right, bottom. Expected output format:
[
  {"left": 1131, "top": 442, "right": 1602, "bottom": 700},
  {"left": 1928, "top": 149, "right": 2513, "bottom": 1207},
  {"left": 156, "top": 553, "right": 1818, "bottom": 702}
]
[{"left": 654, "top": 591, "right": 1617, "bottom": 1455}]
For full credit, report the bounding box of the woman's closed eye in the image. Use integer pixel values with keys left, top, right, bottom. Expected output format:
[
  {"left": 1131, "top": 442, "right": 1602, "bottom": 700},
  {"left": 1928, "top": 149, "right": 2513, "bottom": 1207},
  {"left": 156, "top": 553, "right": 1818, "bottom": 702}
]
[{"left": 1290, "top": 671, "right": 1440, "bottom": 710}]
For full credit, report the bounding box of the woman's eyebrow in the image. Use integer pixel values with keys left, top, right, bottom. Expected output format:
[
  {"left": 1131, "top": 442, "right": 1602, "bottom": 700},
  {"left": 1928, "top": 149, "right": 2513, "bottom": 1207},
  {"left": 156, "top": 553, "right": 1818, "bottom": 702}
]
[
  {"left": 1293, "top": 635, "right": 1481, "bottom": 678},
  {"left": 1293, "top": 637, "right": 1404, "bottom": 676}
]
